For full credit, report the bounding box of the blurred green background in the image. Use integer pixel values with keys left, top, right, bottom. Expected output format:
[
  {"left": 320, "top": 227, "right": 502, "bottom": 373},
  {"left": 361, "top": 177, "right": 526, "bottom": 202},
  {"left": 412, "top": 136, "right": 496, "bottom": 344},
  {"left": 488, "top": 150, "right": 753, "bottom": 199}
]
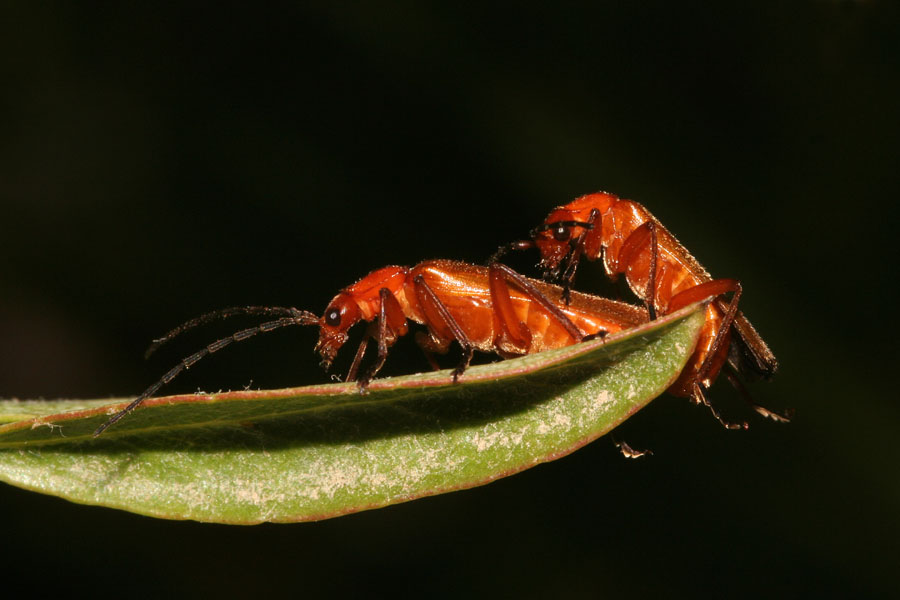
[{"left": 2, "top": 2, "right": 898, "bottom": 597}]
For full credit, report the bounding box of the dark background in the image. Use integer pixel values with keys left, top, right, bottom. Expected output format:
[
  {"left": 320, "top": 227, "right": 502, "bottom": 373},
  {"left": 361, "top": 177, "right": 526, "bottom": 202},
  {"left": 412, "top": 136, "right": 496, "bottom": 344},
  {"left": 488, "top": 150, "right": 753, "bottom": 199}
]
[{"left": 2, "top": 2, "right": 898, "bottom": 598}]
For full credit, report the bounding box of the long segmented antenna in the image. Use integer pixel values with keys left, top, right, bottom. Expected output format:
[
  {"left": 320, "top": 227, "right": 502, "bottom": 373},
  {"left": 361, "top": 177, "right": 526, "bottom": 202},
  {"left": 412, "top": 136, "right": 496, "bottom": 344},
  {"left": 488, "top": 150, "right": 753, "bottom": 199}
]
[
  {"left": 144, "top": 306, "right": 305, "bottom": 359},
  {"left": 95, "top": 308, "right": 319, "bottom": 437}
]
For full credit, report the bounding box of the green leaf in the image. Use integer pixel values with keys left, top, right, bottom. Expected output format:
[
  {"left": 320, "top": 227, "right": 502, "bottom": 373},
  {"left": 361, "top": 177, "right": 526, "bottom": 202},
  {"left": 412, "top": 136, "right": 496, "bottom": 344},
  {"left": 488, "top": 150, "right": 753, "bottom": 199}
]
[{"left": 0, "top": 304, "right": 705, "bottom": 523}]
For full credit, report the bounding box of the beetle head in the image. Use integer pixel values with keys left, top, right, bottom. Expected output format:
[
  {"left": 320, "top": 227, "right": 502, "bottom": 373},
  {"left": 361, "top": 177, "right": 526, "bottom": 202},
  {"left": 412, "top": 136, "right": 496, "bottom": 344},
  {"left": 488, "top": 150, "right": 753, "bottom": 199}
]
[{"left": 315, "top": 292, "right": 362, "bottom": 370}]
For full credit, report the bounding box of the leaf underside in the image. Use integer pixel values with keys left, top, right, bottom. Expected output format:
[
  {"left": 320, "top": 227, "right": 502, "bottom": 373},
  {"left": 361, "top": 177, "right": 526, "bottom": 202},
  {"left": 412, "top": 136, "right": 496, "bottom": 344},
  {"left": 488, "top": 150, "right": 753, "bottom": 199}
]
[{"left": 0, "top": 305, "right": 704, "bottom": 524}]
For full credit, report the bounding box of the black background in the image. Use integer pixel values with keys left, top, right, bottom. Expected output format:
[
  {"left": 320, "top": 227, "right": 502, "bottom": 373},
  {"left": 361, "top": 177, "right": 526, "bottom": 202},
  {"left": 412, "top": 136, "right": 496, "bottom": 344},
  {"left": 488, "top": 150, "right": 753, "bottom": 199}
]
[{"left": 2, "top": 2, "right": 899, "bottom": 598}]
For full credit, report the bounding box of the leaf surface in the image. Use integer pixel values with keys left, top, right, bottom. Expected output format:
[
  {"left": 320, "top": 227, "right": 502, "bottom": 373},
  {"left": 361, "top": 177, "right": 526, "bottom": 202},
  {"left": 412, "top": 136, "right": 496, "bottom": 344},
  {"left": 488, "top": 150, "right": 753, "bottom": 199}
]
[{"left": 0, "top": 305, "right": 705, "bottom": 523}]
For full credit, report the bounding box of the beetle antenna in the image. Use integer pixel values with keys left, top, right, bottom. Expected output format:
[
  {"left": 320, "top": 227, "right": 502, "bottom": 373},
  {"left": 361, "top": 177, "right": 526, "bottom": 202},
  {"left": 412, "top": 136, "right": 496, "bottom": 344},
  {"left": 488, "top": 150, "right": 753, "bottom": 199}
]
[
  {"left": 95, "top": 309, "right": 319, "bottom": 437},
  {"left": 144, "top": 306, "right": 307, "bottom": 359}
]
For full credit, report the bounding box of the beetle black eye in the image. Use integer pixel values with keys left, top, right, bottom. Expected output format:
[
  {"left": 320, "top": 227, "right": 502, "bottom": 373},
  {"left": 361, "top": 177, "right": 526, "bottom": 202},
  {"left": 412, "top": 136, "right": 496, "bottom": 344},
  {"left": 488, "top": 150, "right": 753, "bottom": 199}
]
[
  {"left": 552, "top": 224, "right": 571, "bottom": 242},
  {"left": 325, "top": 309, "right": 341, "bottom": 327}
]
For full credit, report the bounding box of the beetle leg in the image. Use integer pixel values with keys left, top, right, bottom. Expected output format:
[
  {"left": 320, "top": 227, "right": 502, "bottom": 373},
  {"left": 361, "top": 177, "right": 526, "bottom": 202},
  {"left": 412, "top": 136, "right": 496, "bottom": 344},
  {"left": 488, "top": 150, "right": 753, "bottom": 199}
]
[
  {"left": 611, "top": 436, "right": 653, "bottom": 459},
  {"left": 667, "top": 278, "right": 751, "bottom": 428},
  {"left": 691, "top": 382, "right": 748, "bottom": 431},
  {"left": 356, "top": 288, "right": 408, "bottom": 390},
  {"left": 414, "top": 331, "right": 447, "bottom": 372},
  {"left": 489, "top": 239, "right": 536, "bottom": 264},
  {"left": 413, "top": 275, "right": 474, "bottom": 382},
  {"left": 488, "top": 264, "right": 533, "bottom": 353},
  {"left": 724, "top": 370, "right": 794, "bottom": 423},
  {"left": 647, "top": 221, "right": 658, "bottom": 320},
  {"left": 559, "top": 209, "right": 600, "bottom": 304},
  {"left": 669, "top": 279, "right": 742, "bottom": 391},
  {"left": 489, "top": 263, "right": 588, "bottom": 352},
  {"left": 617, "top": 221, "right": 660, "bottom": 320},
  {"left": 345, "top": 330, "right": 370, "bottom": 383}
]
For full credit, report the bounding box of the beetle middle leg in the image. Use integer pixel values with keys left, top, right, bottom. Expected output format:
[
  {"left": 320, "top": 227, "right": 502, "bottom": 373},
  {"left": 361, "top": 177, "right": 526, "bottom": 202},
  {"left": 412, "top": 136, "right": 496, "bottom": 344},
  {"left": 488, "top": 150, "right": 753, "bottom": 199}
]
[
  {"left": 488, "top": 262, "right": 588, "bottom": 349},
  {"left": 412, "top": 275, "right": 474, "bottom": 382}
]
